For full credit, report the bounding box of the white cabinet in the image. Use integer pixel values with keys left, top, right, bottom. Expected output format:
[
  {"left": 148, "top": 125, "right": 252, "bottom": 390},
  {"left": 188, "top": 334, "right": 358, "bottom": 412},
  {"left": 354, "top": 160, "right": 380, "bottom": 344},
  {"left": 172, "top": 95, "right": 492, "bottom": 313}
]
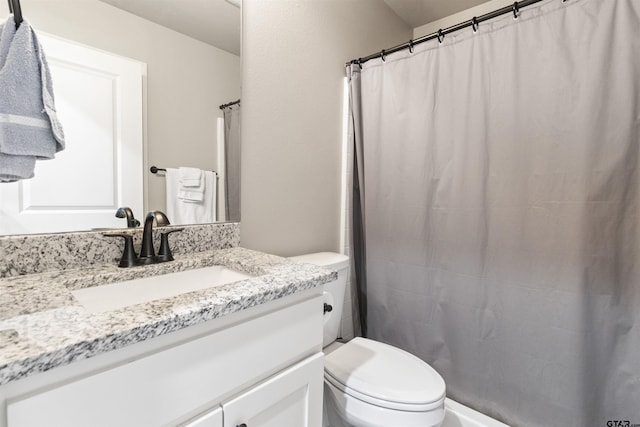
[
  {"left": 179, "top": 353, "right": 323, "bottom": 427},
  {"left": 1, "top": 291, "right": 324, "bottom": 427},
  {"left": 183, "top": 406, "right": 223, "bottom": 427},
  {"left": 222, "top": 353, "right": 323, "bottom": 427}
]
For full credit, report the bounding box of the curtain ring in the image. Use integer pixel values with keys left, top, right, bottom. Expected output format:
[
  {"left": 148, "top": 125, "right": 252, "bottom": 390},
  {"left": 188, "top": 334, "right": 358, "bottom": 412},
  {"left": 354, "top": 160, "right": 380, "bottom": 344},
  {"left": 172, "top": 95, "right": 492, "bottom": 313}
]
[
  {"left": 437, "top": 29, "right": 444, "bottom": 44},
  {"left": 512, "top": 2, "right": 520, "bottom": 19},
  {"left": 381, "top": 49, "right": 386, "bottom": 62},
  {"left": 408, "top": 39, "right": 414, "bottom": 53},
  {"left": 357, "top": 58, "right": 363, "bottom": 69},
  {"left": 472, "top": 17, "right": 479, "bottom": 33}
]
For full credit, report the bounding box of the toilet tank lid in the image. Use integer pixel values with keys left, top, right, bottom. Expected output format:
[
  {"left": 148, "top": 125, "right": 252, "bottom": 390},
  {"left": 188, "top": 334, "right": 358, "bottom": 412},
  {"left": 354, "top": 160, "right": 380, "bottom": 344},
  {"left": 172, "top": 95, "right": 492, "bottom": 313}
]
[{"left": 289, "top": 252, "right": 349, "bottom": 271}]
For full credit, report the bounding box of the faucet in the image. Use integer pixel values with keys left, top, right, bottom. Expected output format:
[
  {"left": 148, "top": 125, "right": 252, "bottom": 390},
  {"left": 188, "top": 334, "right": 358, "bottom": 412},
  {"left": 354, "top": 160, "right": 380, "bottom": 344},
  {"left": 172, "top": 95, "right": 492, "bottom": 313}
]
[
  {"left": 139, "top": 211, "right": 170, "bottom": 263},
  {"left": 115, "top": 207, "right": 140, "bottom": 228},
  {"left": 105, "top": 210, "right": 182, "bottom": 268}
]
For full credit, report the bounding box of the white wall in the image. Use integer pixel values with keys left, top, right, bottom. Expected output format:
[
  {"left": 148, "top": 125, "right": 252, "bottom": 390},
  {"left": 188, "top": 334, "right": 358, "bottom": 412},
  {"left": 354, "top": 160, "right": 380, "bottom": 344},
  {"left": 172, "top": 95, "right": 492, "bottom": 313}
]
[
  {"left": 241, "top": 0, "right": 411, "bottom": 257},
  {"left": 413, "top": 0, "right": 514, "bottom": 38},
  {"left": 0, "top": 0, "right": 240, "bottom": 216}
]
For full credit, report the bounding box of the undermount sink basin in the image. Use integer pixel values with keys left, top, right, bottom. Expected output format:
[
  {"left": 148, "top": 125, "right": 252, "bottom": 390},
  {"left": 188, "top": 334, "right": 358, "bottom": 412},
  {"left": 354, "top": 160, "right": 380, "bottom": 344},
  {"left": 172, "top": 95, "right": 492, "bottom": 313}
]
[{"left": 72, "top": 265, "right": 252, "bottom": 313}]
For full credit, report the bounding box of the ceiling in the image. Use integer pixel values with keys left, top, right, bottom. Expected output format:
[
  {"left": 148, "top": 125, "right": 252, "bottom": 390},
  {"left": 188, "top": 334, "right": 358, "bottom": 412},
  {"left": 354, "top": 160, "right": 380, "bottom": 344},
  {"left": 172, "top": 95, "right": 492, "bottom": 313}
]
[
  {"left": 97, "top": 0, "right": 492, "bottom": 56},
  {"left": 383, "top": 0, "right": 491, "bottom": 29},
  {"left": 98, "top": 0, "right": 241, "bottom": 55}
]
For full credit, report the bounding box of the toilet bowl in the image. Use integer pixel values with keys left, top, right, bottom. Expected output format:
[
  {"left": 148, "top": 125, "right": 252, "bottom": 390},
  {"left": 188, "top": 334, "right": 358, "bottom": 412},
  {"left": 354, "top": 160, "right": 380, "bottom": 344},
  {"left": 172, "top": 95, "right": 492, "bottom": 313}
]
[
  {"left": 324, "top": 337, "right": 446, "bottom": 427},
  {"left": 289, "top": 253, "right": 446, "bottom": 427}
]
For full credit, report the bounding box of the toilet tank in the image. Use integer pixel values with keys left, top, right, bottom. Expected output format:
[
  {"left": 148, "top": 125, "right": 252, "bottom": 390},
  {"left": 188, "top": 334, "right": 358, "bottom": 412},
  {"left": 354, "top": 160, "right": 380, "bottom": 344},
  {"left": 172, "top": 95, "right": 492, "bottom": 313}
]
[{"left": 288, "top": 252, "right": 350, "bottom": 347}]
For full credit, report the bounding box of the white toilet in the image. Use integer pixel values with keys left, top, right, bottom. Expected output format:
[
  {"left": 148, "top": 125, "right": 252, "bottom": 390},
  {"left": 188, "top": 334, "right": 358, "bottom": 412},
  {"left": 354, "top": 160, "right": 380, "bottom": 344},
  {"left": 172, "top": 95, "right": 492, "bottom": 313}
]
[{"left": 289, "top": 252, "right": 446, "bottom": 427}]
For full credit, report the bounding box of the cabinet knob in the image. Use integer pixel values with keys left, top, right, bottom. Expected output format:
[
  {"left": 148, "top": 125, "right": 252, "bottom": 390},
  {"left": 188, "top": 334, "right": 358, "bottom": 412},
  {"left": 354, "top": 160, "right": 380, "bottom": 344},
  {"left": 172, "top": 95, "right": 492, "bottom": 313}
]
[
  {"left": 324, "top": 303, "right": 333, "bottom": 314},
  {"left": 237, "top": 424, "right": 247, "bottom": 427}
]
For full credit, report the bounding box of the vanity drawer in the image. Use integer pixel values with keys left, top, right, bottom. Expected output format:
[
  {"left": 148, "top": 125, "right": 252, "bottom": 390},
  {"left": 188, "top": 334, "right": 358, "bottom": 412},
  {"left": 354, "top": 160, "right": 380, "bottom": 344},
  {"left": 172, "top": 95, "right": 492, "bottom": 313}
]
[{"left": 7, "top": 295, "right": 323, "bottom": 427}]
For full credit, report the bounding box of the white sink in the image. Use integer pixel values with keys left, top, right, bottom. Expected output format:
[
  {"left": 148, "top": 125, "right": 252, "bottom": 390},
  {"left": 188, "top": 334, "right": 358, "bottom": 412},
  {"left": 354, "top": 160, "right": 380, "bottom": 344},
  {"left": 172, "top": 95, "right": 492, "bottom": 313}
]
[{"left": 72, "top": 265, "right": 251, "bottom": 313}]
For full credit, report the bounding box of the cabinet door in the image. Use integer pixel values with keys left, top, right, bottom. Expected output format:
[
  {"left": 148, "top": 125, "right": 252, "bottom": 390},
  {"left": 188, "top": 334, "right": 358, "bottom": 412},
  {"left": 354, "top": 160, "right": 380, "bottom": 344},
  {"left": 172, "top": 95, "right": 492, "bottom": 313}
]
[
  {"left": 222, "top": 353, "right": 323, "bottom": 427},
  {"left": 182, "top": 406, "right": 223, "bottom": 427}
]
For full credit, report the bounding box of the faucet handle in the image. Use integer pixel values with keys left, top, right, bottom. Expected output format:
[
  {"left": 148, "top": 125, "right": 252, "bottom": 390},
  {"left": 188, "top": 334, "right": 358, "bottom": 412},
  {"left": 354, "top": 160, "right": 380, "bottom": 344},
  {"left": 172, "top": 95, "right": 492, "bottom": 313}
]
[
  {"left": 158, "top": 228, "right": 184, "bottom": 262},
  {"left": 104, "top": 233, "right": 139, "bottom": 268}
]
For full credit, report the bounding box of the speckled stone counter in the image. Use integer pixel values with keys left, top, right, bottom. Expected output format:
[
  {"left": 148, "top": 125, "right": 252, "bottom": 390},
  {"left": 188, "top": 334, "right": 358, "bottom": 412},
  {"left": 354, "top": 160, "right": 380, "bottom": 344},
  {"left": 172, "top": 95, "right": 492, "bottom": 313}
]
[
  {"left": 0, "top": 222, "right": 240, "bottom": 278},
  {"left": 0, "top": 247, "right": 336, "bottom": 386}
]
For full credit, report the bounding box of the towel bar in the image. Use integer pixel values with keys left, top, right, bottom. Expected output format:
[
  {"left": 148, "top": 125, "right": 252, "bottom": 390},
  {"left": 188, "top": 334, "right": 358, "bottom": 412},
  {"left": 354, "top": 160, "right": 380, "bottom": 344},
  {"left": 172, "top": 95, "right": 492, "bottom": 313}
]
[{"left": 150, "top": 166, "right": 217, "bottom": 176}]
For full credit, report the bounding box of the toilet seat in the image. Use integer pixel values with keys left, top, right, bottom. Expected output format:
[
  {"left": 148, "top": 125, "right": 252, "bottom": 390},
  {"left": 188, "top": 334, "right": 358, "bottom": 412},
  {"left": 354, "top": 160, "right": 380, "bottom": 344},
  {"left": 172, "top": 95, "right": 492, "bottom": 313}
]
[
  {"left": 324, "top": 338, "right": 446, "bottom": 412},
  {"left": 324, "top": 372, "right": 444, "bottom": 412}
]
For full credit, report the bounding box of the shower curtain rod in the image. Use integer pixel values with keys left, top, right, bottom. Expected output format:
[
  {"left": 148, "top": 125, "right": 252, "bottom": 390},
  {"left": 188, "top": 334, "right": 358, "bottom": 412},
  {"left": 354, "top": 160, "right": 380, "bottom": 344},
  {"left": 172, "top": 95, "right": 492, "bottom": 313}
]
[
  {"left": 347, "top": 0, "right": 548, "bottom": 66},
  {"left": 219, "top": 99, "right": 240, "bottom": 110}
]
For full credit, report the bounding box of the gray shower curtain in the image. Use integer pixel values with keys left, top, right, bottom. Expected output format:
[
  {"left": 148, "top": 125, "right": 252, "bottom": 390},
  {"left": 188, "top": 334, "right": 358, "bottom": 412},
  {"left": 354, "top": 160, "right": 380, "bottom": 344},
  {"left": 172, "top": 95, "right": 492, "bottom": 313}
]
[
  {"left": 348, "top": 0, "right": 640, "bottom": 425},
  {"left": 223, "top": 103, "right": 241, "bottom": 222}
]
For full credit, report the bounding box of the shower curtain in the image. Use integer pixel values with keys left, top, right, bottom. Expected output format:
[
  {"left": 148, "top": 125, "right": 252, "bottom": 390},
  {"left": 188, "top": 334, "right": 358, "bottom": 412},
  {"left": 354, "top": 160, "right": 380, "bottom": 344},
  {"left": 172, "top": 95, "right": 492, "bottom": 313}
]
[
  {"left": 348, "top": 0, "right": 640, "bottom": 425},
  {"left": 223, "top": 103, "right": 241, "bottom": 221}
]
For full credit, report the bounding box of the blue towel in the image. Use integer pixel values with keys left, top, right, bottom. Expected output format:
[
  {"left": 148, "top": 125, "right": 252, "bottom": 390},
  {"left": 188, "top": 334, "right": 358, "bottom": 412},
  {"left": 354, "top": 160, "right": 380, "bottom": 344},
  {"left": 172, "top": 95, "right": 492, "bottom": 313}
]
[{"left": 0, "top": 16, "right": 65, "bottom": 182}]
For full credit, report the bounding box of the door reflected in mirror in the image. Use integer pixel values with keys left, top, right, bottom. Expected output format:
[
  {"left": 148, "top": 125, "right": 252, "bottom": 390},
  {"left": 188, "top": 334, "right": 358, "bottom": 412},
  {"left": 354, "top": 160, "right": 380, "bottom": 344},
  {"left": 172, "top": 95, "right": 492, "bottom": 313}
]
[{"left": 0, "top": 0, "right": 241, "bottom": 236}]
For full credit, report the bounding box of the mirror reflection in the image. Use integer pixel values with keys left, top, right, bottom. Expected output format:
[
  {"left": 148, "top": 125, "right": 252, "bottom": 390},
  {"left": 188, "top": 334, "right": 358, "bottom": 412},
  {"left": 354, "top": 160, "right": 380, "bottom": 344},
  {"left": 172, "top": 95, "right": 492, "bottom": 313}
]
[{"left": 0, "top": 0, "right": 241, "bottom": 236}]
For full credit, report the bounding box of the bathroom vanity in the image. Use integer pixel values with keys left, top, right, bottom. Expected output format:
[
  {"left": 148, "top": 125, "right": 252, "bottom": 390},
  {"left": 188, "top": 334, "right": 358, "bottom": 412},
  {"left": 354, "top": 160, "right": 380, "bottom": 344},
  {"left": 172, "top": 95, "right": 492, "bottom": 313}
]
[{"left": 0, "top": 226, "right": 334, "bottom": 427}]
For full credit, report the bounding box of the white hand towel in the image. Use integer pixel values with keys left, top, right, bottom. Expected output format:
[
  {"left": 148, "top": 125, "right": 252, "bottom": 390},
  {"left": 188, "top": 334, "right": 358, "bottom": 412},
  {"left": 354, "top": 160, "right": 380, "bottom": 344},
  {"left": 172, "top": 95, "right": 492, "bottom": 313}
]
[
  {"left": 178, "top": 188, "right": 205, "bottom": 202},
  {"left": 177, "top": 166, "right": 205, "bottom": 201},
  {"left": 0, "top": 17, "right": 65, "bottom": 182},
  {"left": 178, "top": 167, "right": 202, "bottom": 188},
  {"left": 166, "top": 169, "right": 216, "bottom": 225}
]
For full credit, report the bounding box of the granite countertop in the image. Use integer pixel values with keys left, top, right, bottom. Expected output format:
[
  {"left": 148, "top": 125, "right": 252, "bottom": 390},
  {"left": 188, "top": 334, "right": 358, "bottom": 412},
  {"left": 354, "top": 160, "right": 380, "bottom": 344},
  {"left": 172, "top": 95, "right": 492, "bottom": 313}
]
[{"left": 0, "top": 247, "right": 336, "bottom": 387}]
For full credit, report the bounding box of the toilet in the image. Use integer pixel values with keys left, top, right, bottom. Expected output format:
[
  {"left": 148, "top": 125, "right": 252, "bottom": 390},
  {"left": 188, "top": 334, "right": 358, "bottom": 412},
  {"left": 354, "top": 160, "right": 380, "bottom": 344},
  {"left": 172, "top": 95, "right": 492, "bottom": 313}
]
[{"left": 289, "top": 253, "right": 446, "bottom": 427}]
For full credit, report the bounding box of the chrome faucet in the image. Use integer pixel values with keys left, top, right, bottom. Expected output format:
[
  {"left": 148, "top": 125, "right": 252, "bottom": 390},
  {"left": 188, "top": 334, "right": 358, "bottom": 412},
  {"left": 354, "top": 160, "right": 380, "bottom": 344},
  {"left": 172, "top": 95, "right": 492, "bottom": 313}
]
[
  {"left": 139, "top": 211, "right": 170, "bottom": 262},
  {"left": 115, "top": 207, "right": 140, "bottom": 228}
]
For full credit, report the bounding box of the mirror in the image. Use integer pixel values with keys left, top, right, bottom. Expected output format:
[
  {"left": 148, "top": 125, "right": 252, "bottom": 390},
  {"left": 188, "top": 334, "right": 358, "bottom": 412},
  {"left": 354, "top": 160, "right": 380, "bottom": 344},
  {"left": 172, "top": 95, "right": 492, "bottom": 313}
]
[{"left": 0, "top": 0, "right": 241, "bottom": 236}]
